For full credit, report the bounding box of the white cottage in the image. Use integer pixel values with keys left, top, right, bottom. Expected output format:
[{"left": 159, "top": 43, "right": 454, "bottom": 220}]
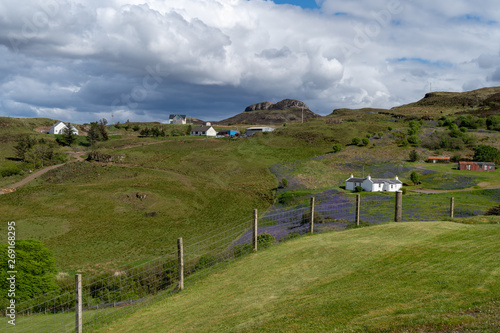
[
  {"left": 190, "top": 126, "right": 217, "bottom": 137},
  {"left": 48, "top": 121, "right": 78, "bottom": 135},
  {"left": 169, "top": 114, "right": 187, "bottom": 124},
  {"left": 345, "top": 175, "right": 402, "bottom": 192}
]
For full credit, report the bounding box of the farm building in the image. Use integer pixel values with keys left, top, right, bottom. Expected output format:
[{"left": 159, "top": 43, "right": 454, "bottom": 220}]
[
  {"left": 245, "top": 127, "right": 275, "bottom": 136},
  {"left": 169, "top": 114, "right": 187, "bottom": 124},
  {"left": 191, "top": 126, "right": 217, "bottom": 137},
  {"left": 345, "top": 175, "right": 402, "bottom": 192},
  {"left": 458, "top": 161, "right": 495, "bottom": 171},
  {"left": 48, "top": 121, "right": 78, "bottom": 135},
  {"left": 428, "top": 156, "right": 450, "bottom": 163}
]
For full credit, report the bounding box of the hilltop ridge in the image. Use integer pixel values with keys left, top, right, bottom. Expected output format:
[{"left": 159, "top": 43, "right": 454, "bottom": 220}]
[{"left": 216, "top": 98, "right": 320, "bottom": 125}]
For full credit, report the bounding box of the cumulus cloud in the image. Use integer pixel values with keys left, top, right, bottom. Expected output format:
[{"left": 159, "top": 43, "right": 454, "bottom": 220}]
[{"left": 0, "top": 0, "right": 499, "bottom": 122}]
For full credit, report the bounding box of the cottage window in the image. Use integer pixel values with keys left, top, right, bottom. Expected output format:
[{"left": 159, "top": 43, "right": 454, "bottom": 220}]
[
  {"left": 484, "top": 165, "right": 488, "bottom": 170},
  {"left": 466, "top": 165, "right": 471, "bottom": 170}
]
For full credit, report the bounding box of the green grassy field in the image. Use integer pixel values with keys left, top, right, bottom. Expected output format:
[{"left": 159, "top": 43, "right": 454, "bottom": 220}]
[{"left": 89, "top": 221, "right": 499, "bottom": 332}]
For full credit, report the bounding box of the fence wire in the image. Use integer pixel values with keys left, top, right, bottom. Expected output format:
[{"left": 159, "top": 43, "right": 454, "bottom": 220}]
[{"left": 2, "top": 192, "right": 496, "bottom": 332}]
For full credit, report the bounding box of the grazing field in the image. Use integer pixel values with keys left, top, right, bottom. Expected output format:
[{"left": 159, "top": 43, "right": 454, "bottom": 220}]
[{"left": 94, "top": 221, "right": 500, "bottom": 332}]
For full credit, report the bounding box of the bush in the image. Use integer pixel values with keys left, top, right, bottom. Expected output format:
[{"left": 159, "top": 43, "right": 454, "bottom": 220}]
[
  {"left": 332, "top": 143, "right": 342, "bottom": 153},
  {"left": 473, "top": 145, "right": 500, "bottom": 164},
  {"left": 485, "top": 205, "right": 500, "bottom": 216},
  {"left": 401, "top": 187, "right": 407, "bottom": 195},
  {"left": 409, "top": 150, "right": 419, "bottom": 162},
  {"left": 355, "top": 186, "right": 363, "bottom": 192},
  {"left": 257, "top": 233, "right": 276, "bottom": 249},
  {"left": 410, "top": 171, "right": 420, "bottom": 185},
  {"left": 0, "top": 164, "right": 22, "bottom": 177},
  {"left": 351, "top": 137, "right": 361, "bottom": 145},
  {"left": 362, "top": 138, "right": 370, "bottom": 146},
  {"left": 281, "top": 178, "right": 288, "bottom": 188},
  {"left": 451, "top": 153, "right": 461, "bottom": 163},
  {"left": 0, "top": 239, "right": 59, "bottom": 304}
]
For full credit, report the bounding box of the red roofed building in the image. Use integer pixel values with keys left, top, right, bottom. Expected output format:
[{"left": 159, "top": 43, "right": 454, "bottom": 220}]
[
  {"left": 458, "top": 161, "right": 495, "bottom": 171},
  {"left": 428, "top": 156, "right": 450, "bottom": 163}
]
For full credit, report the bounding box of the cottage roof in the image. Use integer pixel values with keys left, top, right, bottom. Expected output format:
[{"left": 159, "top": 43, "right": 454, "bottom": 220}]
[
  {"left": 169, "top": 114, "right": 186, "bottom": 119},
  {"left": 346, "top": 177, "right": 365, "bottom": 183},
  {"left": 459, "top": 161, "right": 495, "bottom": 166},
  {"left": 371, "top": 178, "right": 402, "bottom": 184},
  {"left": 192, "top": 126, "right": 211, "bottom": 132},
  {"left": 346, "top": 175, "right": 402, "bottom": 184},
  {"left": 428, "top": 156, "right": 450, "bottom": 160}
]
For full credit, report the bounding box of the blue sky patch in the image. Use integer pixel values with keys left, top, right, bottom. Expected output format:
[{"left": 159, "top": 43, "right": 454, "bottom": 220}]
[
  {"left": 270, "top": 0, "right": 320, "bottom": 9},
  {"left": 395, "top": 57, "right": 453, "bottom": 68}
]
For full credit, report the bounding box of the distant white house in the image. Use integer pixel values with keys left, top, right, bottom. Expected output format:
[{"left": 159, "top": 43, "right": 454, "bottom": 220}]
[
  {"left": 191, "top": 126, "right": 217, "bottom": 137},
  {"left": 169, "top": 114, "right": 187, "bottom": 124},
  {"left": 49, "top": 121, "right": 78, "bottom": 135},
  {"left": 245, "top": 127, "right": 275, "bottom": 136},
  {"left": 345, "top": 175, "right": 402, "bottom": 192}
]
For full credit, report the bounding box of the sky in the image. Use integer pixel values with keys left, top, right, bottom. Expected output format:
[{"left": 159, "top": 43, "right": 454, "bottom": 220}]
[{"left": 0, "top": 0, "right": 500, "bottom": 124}]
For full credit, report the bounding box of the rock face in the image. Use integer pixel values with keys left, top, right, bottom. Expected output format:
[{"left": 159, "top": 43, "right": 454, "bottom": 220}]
[
  {"left": 245, "top": 99, "right": 310, "bottom": 112},
  {"left": 245, "top": 101, "right": 273, "bottom": 111}
]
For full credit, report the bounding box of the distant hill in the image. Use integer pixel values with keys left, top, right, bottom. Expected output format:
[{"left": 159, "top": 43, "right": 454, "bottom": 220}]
[
  {"left": 328, "top": 86, "right": 500, "bottom": 119},
  {"left": 216, "top": 99, "right": 321, "bottom": 125}
]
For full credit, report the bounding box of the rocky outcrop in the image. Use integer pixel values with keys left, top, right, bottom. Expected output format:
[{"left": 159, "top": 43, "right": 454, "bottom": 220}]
[
  {"left": 245, "top": 101, "right": 273, "bottom": 111},
  {"left": 245, "top": 99, "right": 310, "bottom": 112}
]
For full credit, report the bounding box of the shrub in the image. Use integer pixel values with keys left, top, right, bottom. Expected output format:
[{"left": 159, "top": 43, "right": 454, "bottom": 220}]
[
  {"left": 351, "top": 137, "right": 361, "bottom": 145},
  {"left": 485, "top": 205, "right": 500, "bottom": 216},
  {"left": 280, "top": 232, "right": 301, "bottom": 242},
  {"left": 355, "top": 186, "right": 363, "bottom": 192},
  {"left": 0, "top": 164, "right": 22, "bottom": 177},
  {"left": 0, "top": 239, "right": 58, "bottom": 304},
  {"left": 407, "top": 135, "right": 421, "bottom": 145},
  {"left": 257, "top": 233, "right": 276, "bottom": 249},
  {"left": 332, "top": 143, "right": 342, "bottom": 153},
  {"left": 410, "top": 171, "right": 420, "bottom": 185},
  {"left": 281, "top": 178, "right": 288, "bottom": 188},
  {"left": 362, "top": 138, "right": 370, "bottom": 146},
  {"left": 409, "top": 150, "right": 419, "bottom": 162},
  {"left": 401, "top": 187, "right": 407, "bottom": 195},
  {"left": 473, "top": 145, "right": 500, "bottom": 164},
  {"left": 451, "top": 153, "right": 461, "bottom": 163}
]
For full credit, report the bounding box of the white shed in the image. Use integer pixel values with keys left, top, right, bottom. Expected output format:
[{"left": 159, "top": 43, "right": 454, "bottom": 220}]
[{"left": 49, "top": 122, "right": 78, "bottom": 135}]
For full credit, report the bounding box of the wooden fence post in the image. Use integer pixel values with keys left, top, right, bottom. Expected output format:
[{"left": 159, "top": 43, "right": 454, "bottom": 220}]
[
  {"left": 356, "top": 194, "right": 360, "bottom": 226},
  {"left": 395, "top": 191, "right": 403, "bottom": 222},
  {"left": 75, "top": 274, "right": 82, "bottom": 333},
  {"left": 253, "top": 209, "right": 258, "bottom": 252},
  {"left": 177, "top": 238, "right": 184, "bottom": 291},
  {"left": 450, "top": 197, "right": 454, "bottom": 218},
  {"left": 309, "top": 197, "right": 315, "bottom": 234}
]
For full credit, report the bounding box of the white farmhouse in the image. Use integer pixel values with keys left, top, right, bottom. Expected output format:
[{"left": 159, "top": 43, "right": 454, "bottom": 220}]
[
  {"left": 48, "top": 121, "right": 79, "bottom": 135},
  {"left": 345, "top": 175, "right": 402, "bottom": 192},
  {"left": 190, "top": 126, "right": 217, "bottom": 137},
  {"left": 169, "top": 114, "right": 187, "bottom": 124}
]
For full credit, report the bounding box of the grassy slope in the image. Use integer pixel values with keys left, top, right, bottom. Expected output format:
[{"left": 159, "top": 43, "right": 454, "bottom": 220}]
[
  {"left": 0, "top": 132, "right": 331, "bottom": 273},
  {"left": 97, "top": 222, "right": 500, "bottom": 332}
]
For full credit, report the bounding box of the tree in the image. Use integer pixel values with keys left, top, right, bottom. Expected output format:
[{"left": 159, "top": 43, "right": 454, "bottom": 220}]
[
  {"left": 351, "top": 137, "right": 361, "bottom": 145},
  {"left": 362, "top": 138, "right": 370, "bottom": 146},
  {"left": 409, "top": 150, "right": 419, "bottom": 162},
  {"left": 332, "top": 143, "right": 342, "bottom": 153},
  {"left": 99, "top": 118, "right": 109, "bottom": 141},
  {"left": 410, "top": 171, "right": 420, "bottom": 185},
  {"left": 13, "top": 135, "right": 37, "bottom": 161},
  {"left": 473, "top": 145, "right": 500, "bottom": 164},
  {"left": 0, "top": 239, "right": 58, "bottom": 305},
  {"left": 25, "top": 144, "right": 53, "bottom": 168},
  {"left": 61, "top": 124, "right": 77, "bottom": 146},
  {"left": 87, "top": 122, "right": 101, "bottom": 146}
]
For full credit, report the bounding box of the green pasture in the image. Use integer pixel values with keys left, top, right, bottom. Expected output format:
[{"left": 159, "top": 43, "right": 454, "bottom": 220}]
[{"left": 93, "top": 221, "right": 500, "bottom": 332}]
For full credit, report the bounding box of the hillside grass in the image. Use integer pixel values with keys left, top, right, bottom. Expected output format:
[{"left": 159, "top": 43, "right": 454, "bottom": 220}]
[{"left": 93, "top": 221, "right": 500, "bottom": 332}]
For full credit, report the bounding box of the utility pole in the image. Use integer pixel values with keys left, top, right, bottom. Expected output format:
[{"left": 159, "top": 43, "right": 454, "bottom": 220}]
[{"left": 301, "top": 106, "right": 304, "bottom": 124}]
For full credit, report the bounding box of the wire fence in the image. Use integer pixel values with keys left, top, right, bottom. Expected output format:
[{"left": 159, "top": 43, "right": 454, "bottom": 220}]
[{"left": 2, "top": 191, "right": 496, "bottom": 332}]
